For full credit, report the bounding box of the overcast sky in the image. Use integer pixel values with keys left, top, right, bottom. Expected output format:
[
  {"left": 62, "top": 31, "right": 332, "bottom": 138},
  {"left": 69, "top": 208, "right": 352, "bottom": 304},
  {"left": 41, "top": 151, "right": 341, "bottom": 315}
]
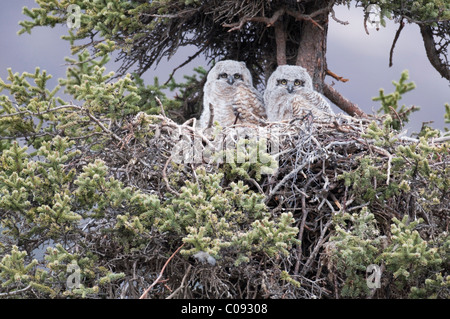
[{"left": 1, "top": 1, "right": 448, "bottom": 134}]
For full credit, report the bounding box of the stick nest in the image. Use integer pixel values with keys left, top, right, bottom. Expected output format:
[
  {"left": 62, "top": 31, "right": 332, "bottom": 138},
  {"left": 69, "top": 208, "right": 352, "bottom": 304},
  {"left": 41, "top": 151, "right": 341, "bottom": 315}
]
[{"left": 98, "top": 111, "right": 449, "bottom": 299}]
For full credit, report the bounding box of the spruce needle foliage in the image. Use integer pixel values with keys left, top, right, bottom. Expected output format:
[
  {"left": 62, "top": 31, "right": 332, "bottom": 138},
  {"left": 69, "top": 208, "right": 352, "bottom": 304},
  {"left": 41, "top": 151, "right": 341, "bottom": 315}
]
[
  {"left": 160, "top": 168, "right": 298, "bottom": 266},
  {"left": 328, "top": 208, "right": 383, "bottom": 298},
  {"left": 219, "top": 137, "right": 279, "bottom": 182},
  {"left": 0, "top": 0, "right": 448, "bottom": 299},
  {"left": 373, "top": 70, "right": 418, "bottom": 130},
  {"left": 379, "top": 216, "right": 442, "bottom": 282}
]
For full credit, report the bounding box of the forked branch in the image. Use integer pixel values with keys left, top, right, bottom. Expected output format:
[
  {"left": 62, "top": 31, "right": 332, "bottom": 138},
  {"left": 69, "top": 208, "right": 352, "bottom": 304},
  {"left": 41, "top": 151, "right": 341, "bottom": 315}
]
[
  {"left": 222, "top": 8, "right": 286, "bottom": 32},
  {"left": 420, "top": 24, "right": 450, "bottom": 81},
  {"left": 223, "top": 5, "right": 332, "bottom": 33}
]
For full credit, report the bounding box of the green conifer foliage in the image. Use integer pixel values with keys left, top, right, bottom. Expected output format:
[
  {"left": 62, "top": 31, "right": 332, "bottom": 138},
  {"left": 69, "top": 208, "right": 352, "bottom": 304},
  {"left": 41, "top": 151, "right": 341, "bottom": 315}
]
[
  {"left": 380, "top": 216, "right": 441, "bottom": 279},
  {"left": 160, "top": 168, "right": 298, "bottom": 266},
  {"left": 0, "top": 137, "right": 158, "bottom": 297},
  {"left": 0, "top": 138, "right": 80, "bottom": 249},
  {"left": 0, "top": 0, "right": 448, "bottom": 299},
  {"left": 0, "top": 246, "right": 38, "bottom": 290},
  {"left": 329, "top": 75, "right": 449, "bottom": 298},
  {"left": 328, "top": 208, "right": 383, "bottom": 297},
  {"left": 373, "top": 70, "right": 418, "bottom": 130},
  {"left": 445, "top": 103, "right": 450, "bottom": 133},
  {"left": 220, "top": 137, "right": 279, "bottom": 182}
]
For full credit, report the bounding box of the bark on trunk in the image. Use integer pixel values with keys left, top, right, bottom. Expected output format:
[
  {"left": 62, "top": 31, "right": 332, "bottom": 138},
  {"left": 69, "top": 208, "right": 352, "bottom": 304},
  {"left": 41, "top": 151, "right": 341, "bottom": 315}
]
[
  {"left": 295, "top": 7, "right": 329, "bottom": 93},
  {"left": 269, "top": 0, "right": 367, "bottom": 117},
  {"left": 420, "top": 25, "right": 450, "bottom": 81}
]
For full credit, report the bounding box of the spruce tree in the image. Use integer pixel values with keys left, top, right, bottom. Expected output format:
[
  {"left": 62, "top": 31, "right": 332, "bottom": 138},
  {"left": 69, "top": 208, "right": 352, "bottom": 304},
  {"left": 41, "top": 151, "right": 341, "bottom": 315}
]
[{"left": 0, "top": 0, "right": 448, "bottom": 299}]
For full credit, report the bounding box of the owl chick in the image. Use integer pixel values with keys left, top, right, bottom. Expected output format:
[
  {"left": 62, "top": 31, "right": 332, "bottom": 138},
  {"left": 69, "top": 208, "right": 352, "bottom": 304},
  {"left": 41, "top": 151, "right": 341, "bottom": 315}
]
[
  {"left": 264, "top": 65, "right": 334, "bottom": 122},
  {"left": 199, "top": 60, "right": 266, "bottom": 129}
]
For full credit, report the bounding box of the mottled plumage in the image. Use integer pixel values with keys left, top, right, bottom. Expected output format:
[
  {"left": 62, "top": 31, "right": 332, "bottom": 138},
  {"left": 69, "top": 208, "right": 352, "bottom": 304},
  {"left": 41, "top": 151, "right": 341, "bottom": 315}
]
[
  {"left": 264, "top": 65, "right": 333, "bottom": 122},
  {"left": 199, "top": 60, "right": 266, "bottom": 128}
]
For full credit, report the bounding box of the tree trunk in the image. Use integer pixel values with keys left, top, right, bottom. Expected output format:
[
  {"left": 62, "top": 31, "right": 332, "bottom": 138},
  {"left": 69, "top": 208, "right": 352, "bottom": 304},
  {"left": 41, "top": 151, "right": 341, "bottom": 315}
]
[
  {"left": 420, "top": 24, "right": 450, "bottom": 81},
  {"left": 295, "top": 3, "right": 329, "bottom": 93},
  {"left": 267, "top": 0, "right": 366, "bottom": 117},
  {"left": 292, "top": 1, "right": 366, "bottom": 117}
]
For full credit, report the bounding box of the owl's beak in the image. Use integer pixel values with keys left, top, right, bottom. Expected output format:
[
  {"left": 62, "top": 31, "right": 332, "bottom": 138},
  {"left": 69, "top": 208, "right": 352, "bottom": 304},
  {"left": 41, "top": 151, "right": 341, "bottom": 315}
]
[
  {"left": 227, "top": 75, "right": 235, "bottom": 85},
  {"left": 287, "top": 83, "right": 294, "bottom": 94}
]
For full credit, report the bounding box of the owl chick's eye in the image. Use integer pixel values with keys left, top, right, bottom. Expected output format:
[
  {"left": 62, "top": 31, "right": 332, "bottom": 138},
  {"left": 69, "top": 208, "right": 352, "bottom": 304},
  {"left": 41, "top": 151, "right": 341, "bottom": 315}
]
[
  {"left": 219, "top": 73, "right": 228, "bottom": 79},
  {"left": 234, "top": 73, "right": 242, "bottom": 80},
  {"left": 294, "top": 79, "right": 305, "bottom": 86},
  {"left": 278, "top": 79, "right": 287, "bottom": 85}
]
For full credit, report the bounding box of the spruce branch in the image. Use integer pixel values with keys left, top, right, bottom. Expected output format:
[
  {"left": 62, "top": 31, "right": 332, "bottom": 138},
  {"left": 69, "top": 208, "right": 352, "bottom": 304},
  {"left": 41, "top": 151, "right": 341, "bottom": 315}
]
[{"left": 0, "top": 104, "right": 81, "bottom": 118}]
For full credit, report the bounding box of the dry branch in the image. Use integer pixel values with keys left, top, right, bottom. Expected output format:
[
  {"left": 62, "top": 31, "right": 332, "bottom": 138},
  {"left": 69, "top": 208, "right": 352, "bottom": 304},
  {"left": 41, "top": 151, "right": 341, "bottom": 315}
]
[
  {"left": 222, "top": 5, "right": 331, "bottom": 33},
  {"left": 222, "top": 8, "right": 286, "bottom": 32},
  {"left": 285, "top": 9, "right": 326, "bottom": 31},
  {"left": 139, "top": 243, "right": 185, "bottom": 299},
  {"left": 166, "top": 265, "right": 192, "bottom": 299},
  {"left": 389, "top": 19, "right": 405, "bottom": 67},
  {"left": 0, "top": 284, "right": 32, "bottom": 297},
  {"left": 326, "top": 69, "right": 349, "bottom": 83}
]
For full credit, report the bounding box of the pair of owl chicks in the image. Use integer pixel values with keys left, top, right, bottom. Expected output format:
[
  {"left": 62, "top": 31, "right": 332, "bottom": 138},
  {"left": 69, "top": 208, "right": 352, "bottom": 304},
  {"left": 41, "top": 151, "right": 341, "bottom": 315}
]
[{"left": 198, "top": 60, "right": 334, "bottom": 129}]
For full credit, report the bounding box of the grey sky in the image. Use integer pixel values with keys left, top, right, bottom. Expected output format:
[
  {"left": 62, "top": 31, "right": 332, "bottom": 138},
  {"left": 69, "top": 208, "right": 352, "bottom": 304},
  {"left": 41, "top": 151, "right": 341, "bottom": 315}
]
[{"left": 1, "top": 2, "right": 448, "bottom": 134}]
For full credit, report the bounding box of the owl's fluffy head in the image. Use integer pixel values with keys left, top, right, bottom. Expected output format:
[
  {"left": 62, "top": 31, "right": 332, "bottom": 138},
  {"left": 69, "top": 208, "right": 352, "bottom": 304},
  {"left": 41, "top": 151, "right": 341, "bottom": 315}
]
[
  {"left": 264, "top": 65, "right": 313, "bottom": 102},
  {"left": 206, "top": 60, "right": 253, "bottom": 87}
]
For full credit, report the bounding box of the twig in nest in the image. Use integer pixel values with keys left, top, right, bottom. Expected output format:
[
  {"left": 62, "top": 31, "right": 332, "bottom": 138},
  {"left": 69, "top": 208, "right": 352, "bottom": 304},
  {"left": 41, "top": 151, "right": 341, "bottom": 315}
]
[
  {"left": 139, "top": 243, "right": 185, "bottom": 299},
  {"left": 300, "top": 219, "right": 332, "bottom": 276},
  {"left": 83, "top": 106, "right": 122, "bottom": 142},
  {"left": 152, "top": 114, "right": 217, "bottom": 150},
  {"left": 163, "top": 155, "right": 181, "bottom": 196},
  {"left": 386, "top": 155, "right": 392, "bottom": 186},
  {"left": 370, "top": 145, "right": 393, "bottom": 186},
  {"left": 294, "top": 192, "right": 308, "bottom": 275},
  {"left": 0, "top": 284, "right": 32, "bottom": 297},
  {"left": 166, "top": 265, "right": 192, "bottom": 299},
  {"left": 332, "top": 120, "right": 352, "bottom": 133},
  {"left": 247, "top": 178, "right": 264, "bottom": 194},
  {"left": 265, "top": 158, "right": 318, "bottom": 204},
  {"left": 156, "top": 96, "right": 166, "bottom": 117},
  {"left": 329, "top": 193, "right": 342, "bottom": 210}
]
